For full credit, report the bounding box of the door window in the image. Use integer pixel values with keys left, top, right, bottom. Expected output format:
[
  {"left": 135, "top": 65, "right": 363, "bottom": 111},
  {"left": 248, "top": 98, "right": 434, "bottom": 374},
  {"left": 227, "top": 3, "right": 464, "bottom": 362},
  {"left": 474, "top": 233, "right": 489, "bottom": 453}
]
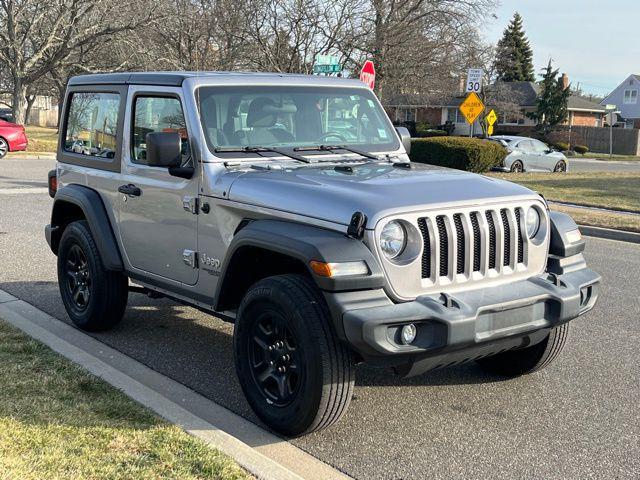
[
  {"left": 516, "top": 140, "right": 533, "bottom": 152},
  {"left": 132, "top": 96, "right": 190, "bottom": 165},
  {"left": 531, "top": 140, "right": 549, "bottom": 153},
  {"left": 64, "top": 92, "right": 120, "bottom": 159}
]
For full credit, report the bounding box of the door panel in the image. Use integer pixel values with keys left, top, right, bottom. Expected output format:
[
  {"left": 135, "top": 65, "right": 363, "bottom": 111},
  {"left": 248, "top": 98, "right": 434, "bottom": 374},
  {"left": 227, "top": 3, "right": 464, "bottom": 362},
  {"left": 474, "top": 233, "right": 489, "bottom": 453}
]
[{"left": 116, "top": 88, "right": 199, "bottom": 285}]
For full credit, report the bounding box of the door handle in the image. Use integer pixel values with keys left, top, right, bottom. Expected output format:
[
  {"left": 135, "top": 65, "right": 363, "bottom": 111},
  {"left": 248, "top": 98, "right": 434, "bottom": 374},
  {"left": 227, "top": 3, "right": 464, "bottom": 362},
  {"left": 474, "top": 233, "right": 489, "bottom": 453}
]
[{"left": 118, "top": 184, "right": 141, "bottom": 196}]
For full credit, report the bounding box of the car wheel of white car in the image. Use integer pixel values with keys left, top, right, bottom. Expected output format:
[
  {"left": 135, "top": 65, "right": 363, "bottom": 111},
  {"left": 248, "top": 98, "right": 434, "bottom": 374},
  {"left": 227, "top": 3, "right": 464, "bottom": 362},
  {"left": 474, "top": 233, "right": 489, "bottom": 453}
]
[
  {"left": 0, "top": 137, "right": 8, "bottom": 159},
  {"left": 510, "top": 160, "right": 523, "bottom": 173},
  {"left": 554, "top": 160, "right": 567, "bottom": 172}
]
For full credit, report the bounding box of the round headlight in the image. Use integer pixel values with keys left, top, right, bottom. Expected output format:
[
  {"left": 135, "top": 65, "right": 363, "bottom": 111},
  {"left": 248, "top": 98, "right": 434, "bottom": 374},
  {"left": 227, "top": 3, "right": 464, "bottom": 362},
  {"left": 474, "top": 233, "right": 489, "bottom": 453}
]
[
  {"left": 380, "top": 220, "right": 406, "bottom": 259},
  {"left": 525, "top": 207, "right": 541, "bottom": 238}
]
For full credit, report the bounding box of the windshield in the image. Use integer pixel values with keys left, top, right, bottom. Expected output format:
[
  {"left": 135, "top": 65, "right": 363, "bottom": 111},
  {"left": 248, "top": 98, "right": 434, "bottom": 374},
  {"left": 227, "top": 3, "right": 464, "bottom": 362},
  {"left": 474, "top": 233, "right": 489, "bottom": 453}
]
[{"left": 197, "top": 86, "right": 399, "bottom": 154}]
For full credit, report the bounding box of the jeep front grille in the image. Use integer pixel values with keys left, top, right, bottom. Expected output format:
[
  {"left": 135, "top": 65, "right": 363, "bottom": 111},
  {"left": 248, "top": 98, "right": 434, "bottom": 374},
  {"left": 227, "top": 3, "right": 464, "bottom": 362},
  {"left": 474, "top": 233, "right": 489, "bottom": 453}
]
[{"left": 417, "top": 206, "right": 526, "bottom": 282}]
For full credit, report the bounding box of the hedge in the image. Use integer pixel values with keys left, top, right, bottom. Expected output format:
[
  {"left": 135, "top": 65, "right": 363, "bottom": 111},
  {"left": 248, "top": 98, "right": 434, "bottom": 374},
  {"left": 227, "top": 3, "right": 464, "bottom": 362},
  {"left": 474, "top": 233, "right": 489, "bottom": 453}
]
[
  {"left": 409, "top": 136, "right": 507, "bottom": 173},
  {"left": 573, "top": 145, "right": 589, "bottom": 155}
]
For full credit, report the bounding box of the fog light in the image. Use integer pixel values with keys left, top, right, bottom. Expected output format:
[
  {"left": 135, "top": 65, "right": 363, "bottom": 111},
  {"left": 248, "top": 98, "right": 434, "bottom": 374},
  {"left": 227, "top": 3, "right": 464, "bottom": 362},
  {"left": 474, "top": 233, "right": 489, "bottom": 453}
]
[{"left": 400, "top": 324, "right": 417, "bottom": 345}]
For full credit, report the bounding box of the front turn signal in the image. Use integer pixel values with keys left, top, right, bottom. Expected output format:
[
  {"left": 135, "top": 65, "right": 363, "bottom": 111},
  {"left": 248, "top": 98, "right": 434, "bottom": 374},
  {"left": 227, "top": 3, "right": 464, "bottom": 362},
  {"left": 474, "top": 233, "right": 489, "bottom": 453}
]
[{"left": 309, "top": 260, "right": 369, "bottom": 278}]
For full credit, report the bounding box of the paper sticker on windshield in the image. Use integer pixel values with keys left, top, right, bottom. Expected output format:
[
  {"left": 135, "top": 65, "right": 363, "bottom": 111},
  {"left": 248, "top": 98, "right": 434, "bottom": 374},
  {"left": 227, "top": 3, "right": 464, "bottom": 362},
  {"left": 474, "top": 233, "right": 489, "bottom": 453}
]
[{"left": 378, "top": 128, "right": 388, "bottom": 139}]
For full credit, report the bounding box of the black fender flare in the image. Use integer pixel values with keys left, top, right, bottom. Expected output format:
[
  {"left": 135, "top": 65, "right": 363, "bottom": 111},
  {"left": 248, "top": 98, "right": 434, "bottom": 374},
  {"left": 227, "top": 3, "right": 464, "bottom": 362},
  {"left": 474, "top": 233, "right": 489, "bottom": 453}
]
[
  {"left": 47, "top": 184, "right": 124, "bottom": 271},
  {"left": 549, "top": 211, "right": 585, "bottom": 257},
  {"left": 214, "top": 219, "right": 386, "bottom": 302}
]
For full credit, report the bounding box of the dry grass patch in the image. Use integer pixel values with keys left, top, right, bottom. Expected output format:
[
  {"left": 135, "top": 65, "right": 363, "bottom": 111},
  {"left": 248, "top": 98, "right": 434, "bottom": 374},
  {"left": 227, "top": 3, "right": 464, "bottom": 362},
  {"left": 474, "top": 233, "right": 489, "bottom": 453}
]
[
  {"left": 25, "top": 125, "right": 58, "bottom": 153},
  {"left": 0, "top": 320, "right": 251, "bottom": 480}
]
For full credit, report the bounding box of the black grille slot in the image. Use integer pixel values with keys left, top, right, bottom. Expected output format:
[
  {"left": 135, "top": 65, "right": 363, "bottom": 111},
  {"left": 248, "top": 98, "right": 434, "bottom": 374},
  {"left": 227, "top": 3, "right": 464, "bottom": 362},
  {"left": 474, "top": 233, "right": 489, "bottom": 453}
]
[
  {"left": 501, "top": 209, "right": 511, "bottom": 266},
  {"left": 417, "top": 218, "right": 431, "bottom": 279},
  {"left": 470, "top": 212, "right": 481, "bottom": 272},
  {"left": 486, "top": 211, "right": 496, "bottom": 269},
  {"left": 453, "top": 214, "right": 465, "bottom": 274},
  {"left": 436, "top": 216, "right": 448, "bottom": 277},
  {"left": 515, "top": 209, "right": 524, "bottom": 263}
]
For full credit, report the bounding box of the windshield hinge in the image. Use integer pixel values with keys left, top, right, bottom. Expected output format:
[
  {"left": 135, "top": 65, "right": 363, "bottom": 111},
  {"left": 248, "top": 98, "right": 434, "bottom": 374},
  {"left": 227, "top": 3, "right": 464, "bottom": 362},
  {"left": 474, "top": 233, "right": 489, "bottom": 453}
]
[
  {"left": 183, "top": 196, "right": 199, "bottom": 214},
  {"left": 347, "top": 211, "right": 367, "bottom": 239}
]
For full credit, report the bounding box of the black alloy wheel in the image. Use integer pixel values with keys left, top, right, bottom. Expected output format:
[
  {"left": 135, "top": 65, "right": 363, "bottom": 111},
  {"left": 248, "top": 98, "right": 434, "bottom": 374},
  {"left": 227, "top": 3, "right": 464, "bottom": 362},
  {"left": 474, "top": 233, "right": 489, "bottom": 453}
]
[
  {"left": 248, "top": 310, "right": 301, "bottom": 407},
  {"left": 64, "top": 244, "right": 92, "bottom": 311}
]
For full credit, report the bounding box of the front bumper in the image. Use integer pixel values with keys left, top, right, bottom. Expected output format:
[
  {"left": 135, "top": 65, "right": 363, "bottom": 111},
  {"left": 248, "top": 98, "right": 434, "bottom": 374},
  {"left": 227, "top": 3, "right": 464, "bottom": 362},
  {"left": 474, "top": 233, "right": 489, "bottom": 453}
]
[{"left": 339, "top": 266, "right": 600, "bottom": 374}]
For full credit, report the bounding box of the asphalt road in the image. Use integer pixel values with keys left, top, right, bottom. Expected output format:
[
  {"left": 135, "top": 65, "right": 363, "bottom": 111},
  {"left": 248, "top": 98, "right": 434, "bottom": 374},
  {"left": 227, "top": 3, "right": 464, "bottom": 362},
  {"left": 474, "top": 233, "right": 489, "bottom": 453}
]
[
  {"left": 569, "top": 157, "right": 640, "bottom": 172},
  {"left": 1, "top": 156, "right": 639, "bottom": 479}
]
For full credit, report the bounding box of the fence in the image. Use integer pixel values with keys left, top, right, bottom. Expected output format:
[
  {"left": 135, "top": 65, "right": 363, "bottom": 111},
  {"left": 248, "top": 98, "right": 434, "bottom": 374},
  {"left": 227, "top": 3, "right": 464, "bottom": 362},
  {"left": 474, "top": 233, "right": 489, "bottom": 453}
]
[{"left": 494, "top": 125, "right": 640, "bottom": 155}]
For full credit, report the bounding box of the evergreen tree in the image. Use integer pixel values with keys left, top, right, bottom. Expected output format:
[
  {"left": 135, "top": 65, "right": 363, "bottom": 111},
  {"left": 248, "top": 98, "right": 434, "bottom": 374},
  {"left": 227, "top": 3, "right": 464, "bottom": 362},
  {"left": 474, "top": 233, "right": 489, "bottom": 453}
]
[
  {"left": 528, "top": 60, "right": 570, "bottom": 135},
  {"left": 493, "top": 12, "right": 535, "bottom": 82}
]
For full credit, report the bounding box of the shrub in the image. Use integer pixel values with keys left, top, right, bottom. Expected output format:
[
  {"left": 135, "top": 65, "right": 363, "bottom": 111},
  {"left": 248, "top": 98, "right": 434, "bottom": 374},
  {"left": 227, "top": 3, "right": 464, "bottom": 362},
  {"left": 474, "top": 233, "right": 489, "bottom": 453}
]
[
  {"left": 415, "top": 122, "right": 431, "bottom": 137},
  {"left": 573, "top": 145, "right": 589, "bottom": 155},
  {"left": 410, "top": 136, "right": 507, "bottom": 173},
  {"left": 553, "top": 141, "right": 570, "bottom": 152}
]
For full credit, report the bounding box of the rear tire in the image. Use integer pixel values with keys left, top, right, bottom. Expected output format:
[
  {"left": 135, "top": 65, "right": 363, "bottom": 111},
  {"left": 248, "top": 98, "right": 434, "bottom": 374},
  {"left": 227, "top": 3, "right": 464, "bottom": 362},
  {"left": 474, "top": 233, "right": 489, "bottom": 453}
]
[
  {"left": 554, "top": 160, "right": 567, "bottom": 172},
  {"left": 234, "top": 274, "right": 354, "bottom": 437},
  {"left": 57, "top": 220, "right": 128, "bottom": 331},
  {"left": 510, "top": 160, "right": 524, "bottom": 173},
  {"left": 475, "top": 324, "right": 570, "bottom": 376}
]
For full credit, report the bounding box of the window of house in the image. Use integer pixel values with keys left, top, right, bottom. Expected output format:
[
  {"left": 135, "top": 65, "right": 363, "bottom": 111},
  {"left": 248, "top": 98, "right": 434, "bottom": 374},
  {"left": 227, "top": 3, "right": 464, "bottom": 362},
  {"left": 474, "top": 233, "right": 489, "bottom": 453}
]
[
  {"left": 64, "top": 92, "right": 121, "bottom": 159},
  {"left": 499, "top": 112, "right": 525, "bottom": 125},
  {"left": 623, "top": 89, "right": 638, "bottom": 104},
  {"left": 132, "top": 96, "right": 190, "bottom": 165},
  {"left": 446, "top": 107, "right": 464, "bottom": 124}
]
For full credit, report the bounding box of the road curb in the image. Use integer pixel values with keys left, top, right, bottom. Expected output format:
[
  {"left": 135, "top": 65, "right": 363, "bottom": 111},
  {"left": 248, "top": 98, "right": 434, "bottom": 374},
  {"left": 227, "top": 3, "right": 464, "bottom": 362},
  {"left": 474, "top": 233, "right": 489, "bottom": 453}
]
[
  {"left": 550, "top": 200, "right": 640, "bottom": 216},
  {"left": 0, "top": 291, "right": 350, "bottom": 480},
  {"left": 579, "top": 225, "right": 640, "bottom": 244}
]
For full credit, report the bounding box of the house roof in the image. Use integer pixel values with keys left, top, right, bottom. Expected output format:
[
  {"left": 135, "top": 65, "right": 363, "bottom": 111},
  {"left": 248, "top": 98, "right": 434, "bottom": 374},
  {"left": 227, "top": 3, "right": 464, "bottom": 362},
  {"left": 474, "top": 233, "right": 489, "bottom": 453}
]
[{"left": 420, "top": 81, "right": 605, "bottom": 112}]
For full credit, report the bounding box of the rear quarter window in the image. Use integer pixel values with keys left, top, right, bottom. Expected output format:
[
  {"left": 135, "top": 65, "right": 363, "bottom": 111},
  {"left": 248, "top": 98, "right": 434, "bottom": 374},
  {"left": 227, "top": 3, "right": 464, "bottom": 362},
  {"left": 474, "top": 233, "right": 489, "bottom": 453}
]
[{"left": 64, "top": 92, "right": 121, "bottom": 160}]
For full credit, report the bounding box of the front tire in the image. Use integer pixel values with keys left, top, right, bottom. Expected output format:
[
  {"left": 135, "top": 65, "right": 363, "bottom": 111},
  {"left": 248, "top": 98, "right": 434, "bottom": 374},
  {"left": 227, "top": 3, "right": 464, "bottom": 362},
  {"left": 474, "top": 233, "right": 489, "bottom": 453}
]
[
  {"left": 554, "top": 160, "right": 567, "bottom": 172},
  {"left": 57, "top": 220, "right": 128, "bottom": 331},
  {"left": 0, "top": 137, "right": 8, "bottom": 159},
  {"left": 234, "top": 274, "right": 354, "bottom": 437},
  {"left": 476, "top": 324, "right": 570, "bottom": 376}
]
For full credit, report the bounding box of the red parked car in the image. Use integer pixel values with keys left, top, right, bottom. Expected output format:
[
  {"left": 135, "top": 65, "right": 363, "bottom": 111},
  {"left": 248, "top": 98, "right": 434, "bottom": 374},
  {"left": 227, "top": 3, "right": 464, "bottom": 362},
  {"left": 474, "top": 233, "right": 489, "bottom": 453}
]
[{"left": 0, "top": 119, "right": 28, "bottom": 158}]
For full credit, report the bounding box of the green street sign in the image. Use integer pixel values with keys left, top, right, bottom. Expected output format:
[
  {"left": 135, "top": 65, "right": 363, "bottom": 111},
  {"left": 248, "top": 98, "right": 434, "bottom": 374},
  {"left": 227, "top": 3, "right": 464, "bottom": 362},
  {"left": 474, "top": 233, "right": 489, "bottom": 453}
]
[{"left": 313, "top": 64, "right": 342, "bottom": 73}]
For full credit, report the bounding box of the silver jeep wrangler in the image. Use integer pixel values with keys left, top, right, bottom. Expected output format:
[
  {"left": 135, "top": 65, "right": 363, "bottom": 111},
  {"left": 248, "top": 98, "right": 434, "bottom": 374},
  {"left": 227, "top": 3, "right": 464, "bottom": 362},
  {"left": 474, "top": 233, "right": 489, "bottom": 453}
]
[{"left": 46, "top": 72, "right": 600, "bottom": 436}]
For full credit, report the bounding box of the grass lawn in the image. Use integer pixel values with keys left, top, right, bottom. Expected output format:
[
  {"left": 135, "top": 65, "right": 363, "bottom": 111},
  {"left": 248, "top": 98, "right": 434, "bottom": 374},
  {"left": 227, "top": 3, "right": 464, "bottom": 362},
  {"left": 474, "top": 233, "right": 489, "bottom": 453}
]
[
  {"left": 550, "top": 204, "right": 640, "bottom": 233},
  {"left": 0, "top": 320, "right": 250, "bottom": 480},
  {"left": 488, "top": 172, "right": 640, "bottom": 212},
  {"left": 25, "top": 125, "right": 58, "bottom": 152},
  {"left": 586, "top": 153, "right": 640, "bottom": 161}
]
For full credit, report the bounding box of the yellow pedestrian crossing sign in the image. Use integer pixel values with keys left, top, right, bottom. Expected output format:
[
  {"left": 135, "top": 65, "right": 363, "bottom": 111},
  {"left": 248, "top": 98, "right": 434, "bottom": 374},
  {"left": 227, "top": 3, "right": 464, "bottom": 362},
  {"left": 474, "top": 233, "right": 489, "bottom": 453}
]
[
  {"left": 459, "top": 92, "right": 485, "bottom": 125},
  {"left": 486, "top": 109, "right": 497, "bottom": 126}
]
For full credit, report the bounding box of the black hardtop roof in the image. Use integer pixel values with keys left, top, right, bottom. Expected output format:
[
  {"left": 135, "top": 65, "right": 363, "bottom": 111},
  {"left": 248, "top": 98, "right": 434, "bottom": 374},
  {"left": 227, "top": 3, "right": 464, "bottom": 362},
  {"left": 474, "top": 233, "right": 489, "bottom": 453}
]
[{"left": 67, "top": 71, "right": 338, "bottom": 87}]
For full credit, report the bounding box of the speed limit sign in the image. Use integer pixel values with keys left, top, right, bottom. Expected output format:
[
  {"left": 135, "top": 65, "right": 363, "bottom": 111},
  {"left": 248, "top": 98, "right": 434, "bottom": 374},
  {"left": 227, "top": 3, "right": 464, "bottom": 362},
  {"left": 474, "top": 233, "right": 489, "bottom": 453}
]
[{"left": 465, "top": 68, "right": 483, "bottom": 93}]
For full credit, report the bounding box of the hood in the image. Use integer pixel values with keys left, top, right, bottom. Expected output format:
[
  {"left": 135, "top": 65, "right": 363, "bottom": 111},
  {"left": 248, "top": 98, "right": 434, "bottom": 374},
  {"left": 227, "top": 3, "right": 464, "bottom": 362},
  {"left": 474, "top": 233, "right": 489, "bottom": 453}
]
[{"left": 226, "top": 162, "right": 540, "bottom": 227}]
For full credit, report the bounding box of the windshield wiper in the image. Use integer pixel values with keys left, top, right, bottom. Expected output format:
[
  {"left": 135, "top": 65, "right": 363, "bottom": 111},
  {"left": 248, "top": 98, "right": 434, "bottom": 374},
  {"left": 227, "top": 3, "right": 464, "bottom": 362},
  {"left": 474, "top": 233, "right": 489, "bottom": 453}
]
[
  {"left": 214, "top": 146, "right": 310, "bottom": 163},
  {"left": 293, "top": 145, "right": 380, "bottom": 161}
]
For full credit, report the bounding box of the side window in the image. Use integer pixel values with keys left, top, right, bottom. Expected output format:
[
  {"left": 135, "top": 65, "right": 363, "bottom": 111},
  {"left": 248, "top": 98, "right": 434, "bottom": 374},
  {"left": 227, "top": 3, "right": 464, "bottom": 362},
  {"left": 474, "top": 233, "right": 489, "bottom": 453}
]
[
  {"left": 517, "top": 140, "right": 532, "bottom": 152},
  {"left": 532, "top": 140, "right": 548, "bottom": 153},
  {"left": 132, "top": 96, "right": 190, "bottom": 165},
  {"left": 64, "top": 92, "right": 120, "bottom": 159}
]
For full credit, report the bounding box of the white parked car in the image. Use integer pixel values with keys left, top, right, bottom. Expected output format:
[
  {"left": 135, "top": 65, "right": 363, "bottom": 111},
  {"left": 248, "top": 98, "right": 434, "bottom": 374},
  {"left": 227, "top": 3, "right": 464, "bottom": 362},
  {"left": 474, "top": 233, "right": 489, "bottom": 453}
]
[{"left": 490, "top": 135, "right": 568, "bottom": 173}]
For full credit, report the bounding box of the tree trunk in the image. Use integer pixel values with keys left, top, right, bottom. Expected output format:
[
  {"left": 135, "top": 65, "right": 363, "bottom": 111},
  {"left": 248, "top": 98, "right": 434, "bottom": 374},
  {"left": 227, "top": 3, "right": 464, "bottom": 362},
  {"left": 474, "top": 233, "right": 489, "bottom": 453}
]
[
  {"left": 25, "top": 95, "right": 36, "bottom": 125},
  {"left": 11, "top": 81, "right": 28, "bottom": 125}
]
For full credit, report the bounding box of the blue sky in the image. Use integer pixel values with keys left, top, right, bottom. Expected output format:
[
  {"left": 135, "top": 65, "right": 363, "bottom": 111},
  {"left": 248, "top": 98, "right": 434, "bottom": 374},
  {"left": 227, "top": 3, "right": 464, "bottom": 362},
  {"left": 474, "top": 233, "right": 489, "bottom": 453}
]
[{"left": 483, "top": 0, "right": 638, "bottom": 96}]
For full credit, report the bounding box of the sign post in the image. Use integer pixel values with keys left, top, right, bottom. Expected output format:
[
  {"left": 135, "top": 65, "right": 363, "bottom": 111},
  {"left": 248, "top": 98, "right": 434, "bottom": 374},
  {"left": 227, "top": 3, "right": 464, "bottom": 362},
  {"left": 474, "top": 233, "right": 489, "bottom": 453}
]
[
  {"left": 360, "top": 61, "right": 376, "bottom": 90},
  {"left": 459, "top": 92, "right": 485, "bottom": 137},
  {"left": 604, "top": 104, "right": 617, "bottom": 159}
]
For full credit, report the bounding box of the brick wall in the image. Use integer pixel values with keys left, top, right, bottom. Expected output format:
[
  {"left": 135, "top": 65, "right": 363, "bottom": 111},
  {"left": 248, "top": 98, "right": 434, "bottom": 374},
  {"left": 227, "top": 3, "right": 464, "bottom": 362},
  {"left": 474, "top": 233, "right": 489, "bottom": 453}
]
[{"left": 570, "top": 111, "right": 602, "bottom": 127}]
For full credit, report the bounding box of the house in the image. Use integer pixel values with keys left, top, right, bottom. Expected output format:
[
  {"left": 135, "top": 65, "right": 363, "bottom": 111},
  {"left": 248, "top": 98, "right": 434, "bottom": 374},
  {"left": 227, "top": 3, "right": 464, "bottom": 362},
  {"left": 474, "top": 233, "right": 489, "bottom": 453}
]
[
  {"left": 601, "top": 74, "right": 640, "bottom": 128},
  {"left": 386, "top": 75, "right": 606, "bottom": 136}
]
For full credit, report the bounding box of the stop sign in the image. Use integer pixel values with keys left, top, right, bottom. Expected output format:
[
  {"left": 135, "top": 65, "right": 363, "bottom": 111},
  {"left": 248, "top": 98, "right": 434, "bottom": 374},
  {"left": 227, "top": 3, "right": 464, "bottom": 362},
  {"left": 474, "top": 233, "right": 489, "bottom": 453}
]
[{"left": 360, "top": 60, "right": 375, "bottom": 90}]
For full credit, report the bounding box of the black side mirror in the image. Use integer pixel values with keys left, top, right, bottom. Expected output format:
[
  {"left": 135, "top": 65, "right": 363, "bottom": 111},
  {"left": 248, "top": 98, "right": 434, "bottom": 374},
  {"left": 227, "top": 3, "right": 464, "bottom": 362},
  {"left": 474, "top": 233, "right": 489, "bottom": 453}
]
[
  {"left": 144, "top": 132, "right": 182, "bottom": 168},
  {"left": 395, "top": 126, "right": 411, "bottom": 154}
]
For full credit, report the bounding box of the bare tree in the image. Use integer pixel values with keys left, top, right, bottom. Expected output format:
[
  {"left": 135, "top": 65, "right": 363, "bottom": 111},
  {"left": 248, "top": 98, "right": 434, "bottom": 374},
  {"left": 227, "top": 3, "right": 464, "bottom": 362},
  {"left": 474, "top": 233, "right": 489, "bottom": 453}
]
[{"left": 0, "top": 0, "right": 154, "bottom": 124}]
